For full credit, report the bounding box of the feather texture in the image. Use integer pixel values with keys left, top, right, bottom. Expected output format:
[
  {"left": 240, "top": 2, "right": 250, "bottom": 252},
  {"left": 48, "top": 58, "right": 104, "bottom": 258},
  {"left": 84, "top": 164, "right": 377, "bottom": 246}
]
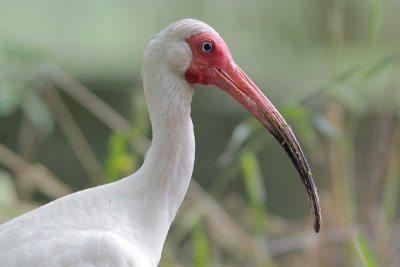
[{"left": 0, "top": 19, "right": 215, "bottom": 267}]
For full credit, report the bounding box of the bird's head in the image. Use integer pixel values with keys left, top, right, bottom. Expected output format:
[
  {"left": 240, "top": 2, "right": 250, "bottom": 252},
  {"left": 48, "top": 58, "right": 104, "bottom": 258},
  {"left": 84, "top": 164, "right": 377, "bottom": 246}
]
[{"left": 142, "top": 19, "right": 321, "bottom": 232}]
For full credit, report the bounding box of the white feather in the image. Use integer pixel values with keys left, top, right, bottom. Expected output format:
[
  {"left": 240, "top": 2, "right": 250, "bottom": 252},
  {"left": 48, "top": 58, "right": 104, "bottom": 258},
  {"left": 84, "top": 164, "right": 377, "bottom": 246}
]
[{"left": 0, "top": 19, "right": 217, "bottom": 267}]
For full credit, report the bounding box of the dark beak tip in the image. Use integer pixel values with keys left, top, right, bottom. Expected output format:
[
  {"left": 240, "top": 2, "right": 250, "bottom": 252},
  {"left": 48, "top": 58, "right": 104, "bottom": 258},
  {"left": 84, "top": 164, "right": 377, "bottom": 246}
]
[
  {"left": 314, "top": 220, "right": 321, "bottom": 233},
  {"left": 313, "top": 206, "right": 322, "bottom": 233}
]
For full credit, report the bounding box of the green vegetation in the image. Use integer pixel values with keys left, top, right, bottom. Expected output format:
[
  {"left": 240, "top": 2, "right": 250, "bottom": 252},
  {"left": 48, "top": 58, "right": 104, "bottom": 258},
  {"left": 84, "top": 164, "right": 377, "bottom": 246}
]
[{"left": 0, "top": 0, "right": 399, "bottom": 266}]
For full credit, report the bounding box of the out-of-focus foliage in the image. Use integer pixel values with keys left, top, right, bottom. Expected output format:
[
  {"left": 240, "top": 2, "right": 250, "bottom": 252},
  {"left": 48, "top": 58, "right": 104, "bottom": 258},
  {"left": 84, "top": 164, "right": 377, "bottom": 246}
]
[
  {"left": 0, "top": 0, "right": 399, "bottom": 266},
  {"left": 0, "top": 43, "right": 53, "bottom": 134},
  {"left": 240, "top": 151, "right": 268, "bottom": 235}
]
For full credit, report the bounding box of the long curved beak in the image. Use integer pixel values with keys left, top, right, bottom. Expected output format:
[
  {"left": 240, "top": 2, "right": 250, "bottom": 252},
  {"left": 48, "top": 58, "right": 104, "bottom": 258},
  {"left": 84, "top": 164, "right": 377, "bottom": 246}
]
[{"left": 213, "top": 63, "right": 322, "bottom": 233}]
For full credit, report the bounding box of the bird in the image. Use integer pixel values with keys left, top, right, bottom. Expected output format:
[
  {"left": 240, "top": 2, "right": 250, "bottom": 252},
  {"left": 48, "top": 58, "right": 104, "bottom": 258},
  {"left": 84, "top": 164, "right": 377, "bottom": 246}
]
[{"left": 0, "top": 19, "right": 321, "bottom": 267}]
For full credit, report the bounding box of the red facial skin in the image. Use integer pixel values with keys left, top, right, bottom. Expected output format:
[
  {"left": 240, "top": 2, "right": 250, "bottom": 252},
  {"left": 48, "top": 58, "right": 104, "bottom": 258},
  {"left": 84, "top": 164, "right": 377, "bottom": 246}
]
[
  {"left": 185, "top": 32, "right": 233, "bottom": 85},
  {"left": 185, "top": 32, "right": 322, "bottom": 233}
]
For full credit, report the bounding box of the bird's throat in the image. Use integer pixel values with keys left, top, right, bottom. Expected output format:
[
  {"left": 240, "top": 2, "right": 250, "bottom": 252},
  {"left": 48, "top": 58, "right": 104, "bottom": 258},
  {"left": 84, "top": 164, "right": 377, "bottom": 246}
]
[{"left": 120, "top": 80, "right": 195, "bottom": 261}]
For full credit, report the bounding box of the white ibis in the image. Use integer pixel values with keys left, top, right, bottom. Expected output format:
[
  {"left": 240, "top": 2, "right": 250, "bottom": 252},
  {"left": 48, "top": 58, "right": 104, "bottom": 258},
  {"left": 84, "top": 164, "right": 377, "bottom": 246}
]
[{"left": 0, "top": 19, "right": 321, "bottom": 266}]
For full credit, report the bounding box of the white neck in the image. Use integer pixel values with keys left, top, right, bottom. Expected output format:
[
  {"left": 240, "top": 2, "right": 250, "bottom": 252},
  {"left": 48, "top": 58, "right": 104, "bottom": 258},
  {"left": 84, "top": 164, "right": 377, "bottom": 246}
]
[
  {"left": 140, "top": 79, "right": 195, "bottom": 221},
  {"left": 116, "top": 74, "right": 195, "bottom": 264}
]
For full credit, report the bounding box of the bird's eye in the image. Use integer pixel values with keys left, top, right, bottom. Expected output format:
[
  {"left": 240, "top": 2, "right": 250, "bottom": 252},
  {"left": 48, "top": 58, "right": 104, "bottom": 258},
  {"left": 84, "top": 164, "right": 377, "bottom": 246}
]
[{"left": 201, "top": 41, "right": 213, "bottom": 53}]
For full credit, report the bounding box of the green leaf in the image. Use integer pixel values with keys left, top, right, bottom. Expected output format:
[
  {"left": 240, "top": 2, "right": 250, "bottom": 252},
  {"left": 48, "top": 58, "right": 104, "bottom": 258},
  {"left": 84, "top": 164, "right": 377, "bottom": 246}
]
[
  {"left": 364, "top": 54, "right": 400, "bottom": 79},
  {"left": 21, "top": 89, "right": 54, "bottom": 134},
  {"left": 218, "top": 118, "right": 261, "bottom": 167},
  {"left": 192, "top": 224, "right": 209, "bottom": 267},
  {"left": 281, "top": 106, "right": 319, "bottom": 148},
  {"left": 280, "top": 106, "right": 308, "bottom": 121},
  {"left": 368, "top": 0, "right": 384, "bottom": 47},
  {"left": 353, "top": 235, "right": 379, "bottom": 267},
  {"left": 311, "top": 113, "right": 342, "bottom": 140},
  {"left": 0, "top": 169, "right": 17, "bottom": 207},
  {"left": 0, "top": 81, "right": 24, "bottom": 116},
  {"left": 105, "top": 132, "right": 136, "bottom": 182},
  {"left": 240, "top": 150, "right": 267, "bottom": 234}
]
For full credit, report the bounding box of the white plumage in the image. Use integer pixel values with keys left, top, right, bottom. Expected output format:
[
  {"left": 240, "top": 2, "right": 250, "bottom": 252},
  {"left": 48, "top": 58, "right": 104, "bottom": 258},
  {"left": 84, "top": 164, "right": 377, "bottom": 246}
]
[
  {"left": 0, "top": 19, "right": 321, "bottom": 267},
  {"left": 0, "top": 19, "right": 207, "bottom": 267}
]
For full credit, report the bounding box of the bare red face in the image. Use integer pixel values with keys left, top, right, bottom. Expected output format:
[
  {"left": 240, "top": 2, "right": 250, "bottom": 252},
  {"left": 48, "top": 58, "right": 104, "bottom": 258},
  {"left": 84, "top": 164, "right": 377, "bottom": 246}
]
[
  {"left": 185, "top": 32, "right": 233, "bottom": 85},
  {"left": 185, "top": 32, "right": 322, "bottom": 233}
]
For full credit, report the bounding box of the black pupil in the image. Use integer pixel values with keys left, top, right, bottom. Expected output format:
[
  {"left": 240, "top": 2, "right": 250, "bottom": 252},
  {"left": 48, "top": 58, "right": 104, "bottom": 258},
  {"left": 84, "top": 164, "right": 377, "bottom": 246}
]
[{"left": 202, "top": 42, "right": 212, "bottom": 52}]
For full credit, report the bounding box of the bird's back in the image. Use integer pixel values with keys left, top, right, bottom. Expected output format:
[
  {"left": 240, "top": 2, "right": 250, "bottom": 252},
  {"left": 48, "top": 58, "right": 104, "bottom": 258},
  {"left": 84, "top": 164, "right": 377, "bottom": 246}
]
[{"left": 0, "top": 185, "right": 152, "bottom": 267}]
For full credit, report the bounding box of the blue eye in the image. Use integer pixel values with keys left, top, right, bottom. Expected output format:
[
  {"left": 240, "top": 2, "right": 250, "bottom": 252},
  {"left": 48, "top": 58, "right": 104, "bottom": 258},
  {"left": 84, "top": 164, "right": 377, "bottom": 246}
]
[{"left": 201, "top": 41, "right": 213, "bottom": 52}]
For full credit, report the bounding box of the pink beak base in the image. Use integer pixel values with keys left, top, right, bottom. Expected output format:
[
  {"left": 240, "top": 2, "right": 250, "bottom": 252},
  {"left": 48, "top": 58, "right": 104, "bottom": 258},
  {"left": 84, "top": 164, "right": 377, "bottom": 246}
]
[{"left": 212, "top": 64, "right": 322, "bottom": 233}]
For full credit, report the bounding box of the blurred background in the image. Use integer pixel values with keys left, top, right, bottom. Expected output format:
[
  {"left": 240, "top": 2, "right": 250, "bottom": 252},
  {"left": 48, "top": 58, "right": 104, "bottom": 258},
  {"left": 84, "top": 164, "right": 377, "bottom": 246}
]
[{"left": 0, "top": 0, "right": 399, "bottom": 266}]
